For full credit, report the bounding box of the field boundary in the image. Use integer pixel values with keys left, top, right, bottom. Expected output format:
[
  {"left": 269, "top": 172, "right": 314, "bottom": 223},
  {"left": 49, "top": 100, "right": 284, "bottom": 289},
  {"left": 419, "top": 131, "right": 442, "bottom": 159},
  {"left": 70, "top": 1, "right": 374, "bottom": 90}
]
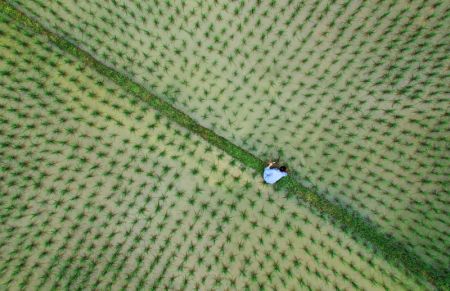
[{"left": 1, "top": 1, "right": 447, "bottom": 288}]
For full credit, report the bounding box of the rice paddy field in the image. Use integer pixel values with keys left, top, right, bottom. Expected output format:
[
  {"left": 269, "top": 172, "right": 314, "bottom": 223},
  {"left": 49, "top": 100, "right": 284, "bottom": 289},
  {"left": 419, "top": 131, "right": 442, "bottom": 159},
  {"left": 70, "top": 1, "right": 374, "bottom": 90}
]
[{"left": 1, "top": 0, "right": 449, "bottom": 290}]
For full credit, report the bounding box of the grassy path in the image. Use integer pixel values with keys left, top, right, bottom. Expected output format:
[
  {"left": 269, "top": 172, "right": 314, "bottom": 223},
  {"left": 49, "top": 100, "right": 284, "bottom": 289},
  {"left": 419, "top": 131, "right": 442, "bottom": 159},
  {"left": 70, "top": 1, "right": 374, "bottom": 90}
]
[{"left": 1, "top": 1, "right": 446, "bottom": 289}]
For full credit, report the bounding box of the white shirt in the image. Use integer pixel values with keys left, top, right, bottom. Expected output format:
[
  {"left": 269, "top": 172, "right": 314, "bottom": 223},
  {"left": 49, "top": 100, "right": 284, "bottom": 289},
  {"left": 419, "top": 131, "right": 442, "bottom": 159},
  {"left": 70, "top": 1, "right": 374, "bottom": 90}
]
[{"left": 263, "top": 166, "right": 288, "bottom": 184}]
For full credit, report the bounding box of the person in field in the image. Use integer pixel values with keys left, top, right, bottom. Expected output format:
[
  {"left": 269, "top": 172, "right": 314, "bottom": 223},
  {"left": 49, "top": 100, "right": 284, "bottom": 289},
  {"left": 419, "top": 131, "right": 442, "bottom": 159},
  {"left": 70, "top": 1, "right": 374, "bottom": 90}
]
[{"left": 263, "top": 161, "right": 288, "bottom": 184}]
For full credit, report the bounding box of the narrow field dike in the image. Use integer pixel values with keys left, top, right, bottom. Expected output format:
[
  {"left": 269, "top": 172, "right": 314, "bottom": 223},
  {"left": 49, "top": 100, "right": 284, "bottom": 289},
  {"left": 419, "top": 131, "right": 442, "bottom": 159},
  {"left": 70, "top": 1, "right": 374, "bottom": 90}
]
[{"left": 1, "top": 0, "right": 449, "bottom": 290}]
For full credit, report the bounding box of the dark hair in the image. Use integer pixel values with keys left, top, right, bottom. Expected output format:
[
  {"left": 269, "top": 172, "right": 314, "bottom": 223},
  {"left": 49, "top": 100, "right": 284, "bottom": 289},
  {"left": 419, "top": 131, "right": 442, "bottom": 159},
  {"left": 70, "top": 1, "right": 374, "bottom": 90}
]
[{"left": 279, "top": 166, "right": 287, "bottom": 172}]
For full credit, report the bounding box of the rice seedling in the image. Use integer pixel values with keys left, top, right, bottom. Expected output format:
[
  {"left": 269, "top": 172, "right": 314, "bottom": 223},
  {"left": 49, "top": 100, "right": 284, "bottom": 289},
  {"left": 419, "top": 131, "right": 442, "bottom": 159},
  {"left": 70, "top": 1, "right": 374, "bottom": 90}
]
[{"left": 1, "top": 0, "right": 448, "bottom": 290}]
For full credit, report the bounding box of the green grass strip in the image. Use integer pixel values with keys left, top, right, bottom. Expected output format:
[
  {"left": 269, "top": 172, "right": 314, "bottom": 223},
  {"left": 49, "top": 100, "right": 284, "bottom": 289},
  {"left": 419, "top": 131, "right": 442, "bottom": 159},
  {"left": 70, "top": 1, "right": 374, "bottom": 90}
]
[{"left": 1, "top": 1, "right": 447, "bottom": 289}]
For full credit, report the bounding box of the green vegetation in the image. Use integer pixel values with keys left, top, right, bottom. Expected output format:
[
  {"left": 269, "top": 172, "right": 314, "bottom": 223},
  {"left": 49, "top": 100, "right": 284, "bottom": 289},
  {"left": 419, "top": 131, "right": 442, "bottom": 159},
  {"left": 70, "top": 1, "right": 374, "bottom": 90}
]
[
  {"left": 5, "top": 0, "right": 448, "bottom": 275},
  {"left": 1, "top": 0, "right": 449, "bottom": 289},
  {"left": 0, "top": 13, "right": 435, "bottom": 289}
]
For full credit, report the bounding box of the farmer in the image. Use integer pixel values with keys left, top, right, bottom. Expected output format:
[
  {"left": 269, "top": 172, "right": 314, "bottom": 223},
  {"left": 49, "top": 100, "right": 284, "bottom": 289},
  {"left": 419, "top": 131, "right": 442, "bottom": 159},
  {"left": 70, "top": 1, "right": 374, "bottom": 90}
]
[{"left": 263, "top": 161, "right": 288, "bottom": 184}]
